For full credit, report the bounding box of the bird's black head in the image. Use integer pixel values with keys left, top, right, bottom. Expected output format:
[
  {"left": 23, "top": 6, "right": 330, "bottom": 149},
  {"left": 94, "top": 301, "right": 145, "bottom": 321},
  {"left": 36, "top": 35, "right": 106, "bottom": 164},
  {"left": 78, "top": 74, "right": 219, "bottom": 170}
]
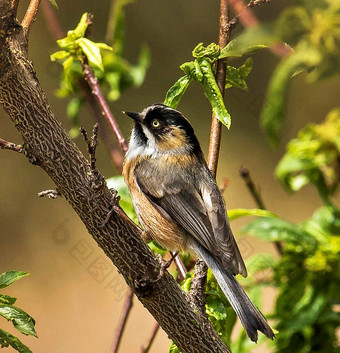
[{"left": 125, "top": 103, "right": 201, "bottom": 155}]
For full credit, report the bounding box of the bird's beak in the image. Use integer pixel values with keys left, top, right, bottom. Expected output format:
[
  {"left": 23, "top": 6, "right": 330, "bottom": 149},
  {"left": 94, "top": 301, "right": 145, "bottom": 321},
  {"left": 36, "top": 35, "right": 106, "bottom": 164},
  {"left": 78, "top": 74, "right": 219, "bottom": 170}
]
[{"left": 123, "top": 111, "right": 142, "bottom": 123}]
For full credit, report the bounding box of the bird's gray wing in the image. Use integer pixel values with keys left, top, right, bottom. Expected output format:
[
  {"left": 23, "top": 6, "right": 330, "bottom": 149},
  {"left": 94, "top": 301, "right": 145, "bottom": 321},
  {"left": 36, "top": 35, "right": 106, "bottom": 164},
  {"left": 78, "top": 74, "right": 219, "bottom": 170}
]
[{"left": 134, "top": 158, "right": 246, "bottom": 276}]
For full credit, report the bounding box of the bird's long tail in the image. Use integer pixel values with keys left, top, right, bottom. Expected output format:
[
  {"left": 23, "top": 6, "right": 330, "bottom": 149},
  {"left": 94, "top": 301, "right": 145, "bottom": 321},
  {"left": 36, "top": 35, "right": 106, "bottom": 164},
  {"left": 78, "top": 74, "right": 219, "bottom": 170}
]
[{"left": 192, "top": 242, "right": 275, "bottom": 342}]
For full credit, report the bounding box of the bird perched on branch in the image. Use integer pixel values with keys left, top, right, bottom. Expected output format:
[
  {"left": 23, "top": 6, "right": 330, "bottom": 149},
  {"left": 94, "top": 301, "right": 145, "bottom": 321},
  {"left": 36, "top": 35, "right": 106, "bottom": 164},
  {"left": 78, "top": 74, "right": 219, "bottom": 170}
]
[{"left": 123, "top": 103, "right": 275, "bottom": 342}]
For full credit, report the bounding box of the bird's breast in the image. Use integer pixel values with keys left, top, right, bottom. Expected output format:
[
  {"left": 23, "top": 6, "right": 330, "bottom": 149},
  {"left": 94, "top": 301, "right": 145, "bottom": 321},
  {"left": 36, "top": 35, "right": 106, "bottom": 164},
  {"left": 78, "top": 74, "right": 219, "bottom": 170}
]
[{"left": 122, "top": 156, "right": 190, "bottom": 252}]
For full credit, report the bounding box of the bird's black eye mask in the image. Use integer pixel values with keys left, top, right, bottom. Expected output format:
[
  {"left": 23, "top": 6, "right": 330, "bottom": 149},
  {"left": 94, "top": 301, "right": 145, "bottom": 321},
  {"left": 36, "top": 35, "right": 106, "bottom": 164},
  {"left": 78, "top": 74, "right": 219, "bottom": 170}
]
[{"left": 133, "top": 121, "right": 148, "bottom": 146}]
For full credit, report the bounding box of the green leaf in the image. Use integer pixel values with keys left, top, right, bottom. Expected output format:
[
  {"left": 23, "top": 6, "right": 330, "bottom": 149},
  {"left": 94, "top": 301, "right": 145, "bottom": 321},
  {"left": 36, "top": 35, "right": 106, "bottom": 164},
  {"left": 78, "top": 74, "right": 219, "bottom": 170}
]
[
  {"left": 48, "top": 0, "right": 58, "bottom": 9},
  {"left": 242, "top": 217, "right": 317, "bottom": 248},
  {"left": 0, "top": 328, "right": 33, "bottom": 353},
  {"left": 180, "top": 61, "right": 203, "bottom": 82},
  {"left": 72, "top": 13, "right": 90, "bottom": 39},
  {"left": 168, "top": 341, "right": 181, "bottom": 353},
  {"left": 109, "top": 0, "right": 135, "bottom": 55},
  {"left": 192, "top": 42, "right": 220, "bottom": 60},
  {"left": 261, "top": 42, "right": 321, "bottom": 145},
  {"left": 311, "top": 206, "right": 340, "bottom": 235},
  {"left": 0, "top": 305, "right": 37, "bottom": 337},
  {"left": 106, "top": 176, "right": 138, "bottom": 223},
  {"left": 147, "top": 241, "right": 166, "bottom": 256},
  {"left": 129, "top": 44, "right": 151, "bottom": 87},
  {"left": 78, "top": 37, "right": 104, "bottom": 71},
  {"left": 67, "top": 97, "right": 83, "bottom": 138},
  {"left": 50, "top": 50, "right": 70, "bottom": 62},
  {"left": 0, "top": 294, "right": 17, "bottom": 305},
  {"left": 199, "top": 58, "right": 231, "bottom": 128},
  {"left": 219, "top": 24, "right": 276, "bottom": 59},
  {"left": 225, "top": 58, "right": 253, "bottom": 91},
  {"left": 56, "top": 37, "right": 75, "bottom": 51},
  {"left": 95, "top": 43, "right": 113, "bottom": 51},
  {"left": 228, "top": 208, "right": 277, "bottom": 221},
  {"left": 164, "top": 75, "right": 192, "bottom": 109},
  {"left": 0, "top": 271, "right": 29, "bottom": 289}
]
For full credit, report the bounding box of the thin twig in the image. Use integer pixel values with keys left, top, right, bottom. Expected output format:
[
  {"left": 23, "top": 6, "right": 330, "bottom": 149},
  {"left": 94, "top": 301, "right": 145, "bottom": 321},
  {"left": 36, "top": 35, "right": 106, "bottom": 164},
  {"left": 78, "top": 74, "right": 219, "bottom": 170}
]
[
  {"left": 82, "top": 82, "right": 124, "bottom": 173},
  {"left": 190, "top": 0, "right": 231, "bottom": 311},
  {"left": 21, "top": 0, "right": 41, "bottom": 32},
  {"left": 239, "top": 166, "right": 283, "bottom": 255},
  {"left": 219, "top": 177, "right": 230, "bottom": 194},
  {"left": 227, "top": 0, "right": 292, "bottom": 58},
  {"left": 81, "top": 61, "right": 128, "bottom": 153},
  {"left": 173, "top": 253, "right": 187, "bottom": 281},
  {"left": 225, "top": 0, "right": 270, "bottom": 32},
  {"left": 190, "top": 260, "right": 209, "bottom": 317},
  {"left": 40, "top": 0, "right": 64, "bottom": 39},
  {"left": 37, "top": 189, "right": 61, "bottom": 198},
  {"left": 110, "top": 289, "right": 134, "bottom": 353},
  {"left": 11, "top": 0, "right": 20, "bottom": 15},
  {"left": 207, "top": 0, "right": 231, "bottom": 176},
  {"left": 80, "top": 123, "right": 99, "bottom": 171},
  {"left": 0, "top": 137, "right": 24, "bottom": 153},
  {"left": 140, "top": 322, "right": 160, "bottom": 353}
]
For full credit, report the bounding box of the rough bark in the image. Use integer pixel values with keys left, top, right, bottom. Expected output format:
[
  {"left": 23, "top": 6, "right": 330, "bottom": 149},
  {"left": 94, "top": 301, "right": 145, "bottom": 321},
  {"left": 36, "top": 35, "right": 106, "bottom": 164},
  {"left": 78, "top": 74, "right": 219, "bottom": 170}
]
[{"left": 0, "top": 1, "right": 229, "bottom": 352}]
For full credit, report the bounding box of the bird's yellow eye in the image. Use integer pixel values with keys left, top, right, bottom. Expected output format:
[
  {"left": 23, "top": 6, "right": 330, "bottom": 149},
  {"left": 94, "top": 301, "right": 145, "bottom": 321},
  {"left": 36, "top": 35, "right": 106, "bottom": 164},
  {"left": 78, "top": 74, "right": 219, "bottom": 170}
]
[{"left": 151, "top": 119, "right": 160, "bottom": 128}]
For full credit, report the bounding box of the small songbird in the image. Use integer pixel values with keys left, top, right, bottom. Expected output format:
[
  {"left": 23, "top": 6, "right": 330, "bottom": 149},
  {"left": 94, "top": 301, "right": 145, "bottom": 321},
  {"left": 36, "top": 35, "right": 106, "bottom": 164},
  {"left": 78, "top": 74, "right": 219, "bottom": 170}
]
[{"left": 122, "top": 103, "right": 275, "bottom": 342}]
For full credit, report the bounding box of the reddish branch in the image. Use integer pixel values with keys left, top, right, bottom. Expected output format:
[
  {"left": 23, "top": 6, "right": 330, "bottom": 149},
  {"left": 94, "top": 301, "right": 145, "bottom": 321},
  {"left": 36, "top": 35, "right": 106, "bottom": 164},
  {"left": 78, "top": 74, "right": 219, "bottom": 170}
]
[
  {"left": 140, "top": 322, "right": 160, "bottom": 353},
  {"left": 41, "top": 0, "right": 64, "bottom": 39},
  {"left": 21, "top": 0, "right": 41, "bottom": 32},
  {"left": 0, "top": 137, "right": 24, "bottom": 153},
  {"left": 82, "top": 82, "right": 124, "bottom": 173},
  {"left": 207, "top": 0, "right": 231, "bottom": 176},
  {"left": 227, "top": 0, "right": 292, "bottom": 57},
  {"left": 82, "top": 62, "right": 128, "bottom": 153},
  {"left": 111, "top": 289, "right": 134, "bottom": 353}
]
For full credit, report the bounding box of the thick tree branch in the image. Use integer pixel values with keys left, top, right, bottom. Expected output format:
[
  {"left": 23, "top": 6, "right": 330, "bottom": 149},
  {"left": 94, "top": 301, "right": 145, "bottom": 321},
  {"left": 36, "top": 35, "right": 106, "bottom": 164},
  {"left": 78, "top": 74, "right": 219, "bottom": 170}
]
[{"left": 0, "top": 2, "right": 228, "bottom": 352}]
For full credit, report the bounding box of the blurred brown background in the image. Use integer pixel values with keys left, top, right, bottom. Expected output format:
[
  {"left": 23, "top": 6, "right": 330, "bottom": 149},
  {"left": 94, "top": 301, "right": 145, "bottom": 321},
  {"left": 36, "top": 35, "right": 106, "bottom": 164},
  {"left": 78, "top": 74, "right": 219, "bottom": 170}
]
[{"left": 1, "top": 0, "right": 340, "bottom": 352}]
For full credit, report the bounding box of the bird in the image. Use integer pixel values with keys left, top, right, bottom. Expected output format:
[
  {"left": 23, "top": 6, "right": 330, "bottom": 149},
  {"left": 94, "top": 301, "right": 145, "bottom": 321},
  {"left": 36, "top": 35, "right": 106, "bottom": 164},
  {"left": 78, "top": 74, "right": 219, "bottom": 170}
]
[{"left": 122, "top": 103, "right": 275, "bottom": 342}]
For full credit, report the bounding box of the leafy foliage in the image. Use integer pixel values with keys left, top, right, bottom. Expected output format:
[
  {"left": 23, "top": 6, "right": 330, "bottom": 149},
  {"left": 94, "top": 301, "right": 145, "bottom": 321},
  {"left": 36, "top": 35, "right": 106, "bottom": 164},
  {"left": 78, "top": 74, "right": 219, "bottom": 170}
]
[
  {"left": 0, "top": 272, "right": 36, "bottom": 353},
  {"left": 240, "top": 108, "right": 340, "bottom": 352},
  {"left": 258, "top": 0, "right": 340, "bottom": 144},
  {"left": 164, "top": 37, "right": 268, "bottom": 128},
  {"left": 243, "top": 205, "right": 340, "bottom": 352},
  {"left": 276, "top": 109, "right": 340, "bottom": 203},
  {"left": 0, "top": 329, "right": 33, "bottom": 353},
  {"left": 50, "top": 3, "right": 150, "bottom": 137}
]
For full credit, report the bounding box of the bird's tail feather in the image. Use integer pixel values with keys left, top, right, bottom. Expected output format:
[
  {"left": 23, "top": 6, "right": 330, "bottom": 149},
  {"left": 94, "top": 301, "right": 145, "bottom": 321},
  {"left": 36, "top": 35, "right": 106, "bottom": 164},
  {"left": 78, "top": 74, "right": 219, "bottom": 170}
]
[{"left": 192, "top": 242, "right": 275, "bottom": 342}]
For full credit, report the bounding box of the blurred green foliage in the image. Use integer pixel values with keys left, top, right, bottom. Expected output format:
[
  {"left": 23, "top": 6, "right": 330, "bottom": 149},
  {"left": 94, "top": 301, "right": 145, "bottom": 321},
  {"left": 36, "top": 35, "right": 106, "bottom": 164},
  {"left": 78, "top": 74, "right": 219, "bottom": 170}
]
[
  {"left": 0, "top": 271, "right": 36, "bottom": 353},
  {"left": 276, "top": 109, "right": 340, "bottom": 204},
  {"left": 51, "top": 2, "right": 150, "bottom": 138},
  {"left": 260, "top": 0, "right": 340, "bottom": 144}
]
